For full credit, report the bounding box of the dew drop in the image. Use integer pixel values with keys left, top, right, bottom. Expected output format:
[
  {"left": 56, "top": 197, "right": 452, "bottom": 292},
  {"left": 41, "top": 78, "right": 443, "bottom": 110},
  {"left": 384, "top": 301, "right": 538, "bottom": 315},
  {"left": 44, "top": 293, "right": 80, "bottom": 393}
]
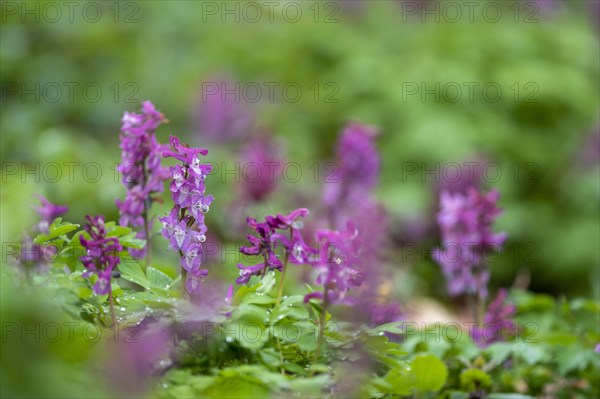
[
  {"left": 225, "top": 336, "right": 234, "bottom": 343},
  {"left": 120, "top": 307, "right": 126, "bottom": 311}
]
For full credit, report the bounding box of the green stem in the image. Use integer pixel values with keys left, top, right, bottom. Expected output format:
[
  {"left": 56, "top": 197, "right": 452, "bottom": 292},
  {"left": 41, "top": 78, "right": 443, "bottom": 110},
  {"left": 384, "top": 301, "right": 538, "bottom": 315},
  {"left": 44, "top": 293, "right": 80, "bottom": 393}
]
[
  {"left": 275, "top": 254, "right": 288, "bottom": 307},
  {"left": 275, "top": 336, "right": 285, "bottom": 374},
  {"left": 313, "top": 292, "right": 329, "bottom": 367},
  {"left": 275, "top": 227, "right": 293, "bottom": 307},
  {"left": 108, "top": 289, "right": 116, "bottom": 327},
  {"left": 142, "top": 162, "right": 151, "bottom": 268},
  {"left": 143, "top": 206, "right": 151, "bottom": 268},
  {"left": 261, "top": 251, "right": 269, "bottom": 279},
  {"left": 179, "top": 249, "right": 187, "bottom": 297}
]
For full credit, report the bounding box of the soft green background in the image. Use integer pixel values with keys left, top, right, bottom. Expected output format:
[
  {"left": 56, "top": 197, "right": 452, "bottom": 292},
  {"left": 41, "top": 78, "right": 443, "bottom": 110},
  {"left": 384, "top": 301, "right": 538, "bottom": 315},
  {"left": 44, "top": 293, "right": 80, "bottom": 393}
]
[{"left": 1, "top": 0, "right": 599, "bottom": 297}]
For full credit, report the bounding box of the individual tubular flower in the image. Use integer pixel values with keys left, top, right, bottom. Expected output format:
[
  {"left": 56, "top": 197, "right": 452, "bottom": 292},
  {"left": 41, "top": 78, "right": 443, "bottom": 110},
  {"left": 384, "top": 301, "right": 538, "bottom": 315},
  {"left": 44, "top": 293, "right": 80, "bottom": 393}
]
[
  {"left": 432, "top": 187, "right": 507, "bottom": 299},
  {"left": 160, "top": 135, "right": 213, "bottom": 295},
  {"left": 471, "top": 289, "right": 516, "bottom": 347},
  {"left": 304, "top": 223, "right": 366, "bottom": 305},
  {"left": 116, "top": 101, "right": 170, "bottom": 257},
  {"left": 35, "top": 195, "right": 68, "bottom": 233},
  {"left": 79, "top": 215, "right": 123, "bottom": 295},
  {"left": 236, "top": 208, "right": 313, "bottom": 284}
]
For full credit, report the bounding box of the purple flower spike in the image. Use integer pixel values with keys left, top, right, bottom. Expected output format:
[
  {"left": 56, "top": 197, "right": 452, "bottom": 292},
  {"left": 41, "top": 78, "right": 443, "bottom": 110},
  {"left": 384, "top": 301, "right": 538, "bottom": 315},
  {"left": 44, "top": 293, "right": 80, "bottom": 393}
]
[
  {"left": 237, "top": 134, "right": 284, "bottom": 203},
  {"left": 305, "top": 223, "right": 366, "bottom": 305},
  {"left": 79, "top": 215, "right": 123, "bottom": 295},
  {"left": 323, "top": 122, "right": 379, "bottom": 212},
  {"left": 35, "top": 195, "right": 68, "bottom": 233},
  {"left": 236, "top": 209, "right": 313, "bottom": 285},
  {"left": 160, "top": 135, "right": 213, "bottom": 296},
  {"left": 471, "top": 289, "right": 516, "bottom": 348},
  {"left": 116, "top": 101, "right": 170, "bottom": 257},
  {"left": 195, "top": 75, "right": 254, "bottom": 143},
  {"left": 432, "top": 187, "right": 507, "bottom": 299}
]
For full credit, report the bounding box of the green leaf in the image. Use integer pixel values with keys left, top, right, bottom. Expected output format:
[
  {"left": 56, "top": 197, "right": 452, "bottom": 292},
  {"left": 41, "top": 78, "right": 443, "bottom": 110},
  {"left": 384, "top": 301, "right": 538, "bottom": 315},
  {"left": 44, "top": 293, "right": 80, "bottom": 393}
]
[
  {"left": 118, "top": 261, "right": 150, "bottom": 288},
  {"left": 289, "top": 375, "right": 329, "bottom": 396},
  {"left": 106, "top": 225, "right": 132, "bottom": 237},
  {"left": 34, "top": 219, "right": 79, "bottom": 244},
  {"left": 459, "top": 368, "right": 492, "bottom": 392},
  {"left": 411, "top": 354, "right": 448, "bottom": 393},
  {"left": 272, "top": 296, "right": 309, "bottom": 321},
  {"left": 241, "top": 291, "right": 277, "bottom": 306},
  {"left": 371, "top": 322, "right": 404, "bottom": 335},
  {"left": 516, "top": 344, "right": 549, "bottom": 365},
  {"left": 146, "top": 266, "right": 173, "bottom": 289},
  {"left": 228, "top": 304, "right": 270, "bottom": 349},
  {"left": 232, "top": 284, "right": 258, "bottom": 305},
  {"left": 555, "top": 343, "right": 597, "bottom": 374},
  {"left": 485, "top": 342, "right": 514, "bottom": 364},
  {"left": 119, "top": 232, "right": 145, "bottom": 249},
  {"left": 257, "top": 271, "right": 277, "bottom": 295},
  {"left": 372, "top": 366, "right": 413, "bottom": 396}
]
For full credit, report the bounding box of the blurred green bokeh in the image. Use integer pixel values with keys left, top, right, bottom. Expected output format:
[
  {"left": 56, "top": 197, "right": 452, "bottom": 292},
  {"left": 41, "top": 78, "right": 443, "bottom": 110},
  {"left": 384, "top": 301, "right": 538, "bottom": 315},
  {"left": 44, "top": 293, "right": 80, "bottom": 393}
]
[{"left": 1, "top": 0, "right": 599, "bottom": 298}]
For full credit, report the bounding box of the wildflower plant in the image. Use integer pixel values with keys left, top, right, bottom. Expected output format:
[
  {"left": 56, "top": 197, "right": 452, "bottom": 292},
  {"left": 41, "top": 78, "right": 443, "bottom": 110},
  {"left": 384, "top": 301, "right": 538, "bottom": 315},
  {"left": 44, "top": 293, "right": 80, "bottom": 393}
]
[
  {"left": 433, "top": 187, "right": 507, "bottom": 302},
  {"left": 116, "top": 101, "right": 169, "bottom": 263},
  {"left": 471, "top": 289, "right": 516, "bottom": 347},
  {"left": 159, "top": 135, "right": 214, "bottom": 296},
  {"left": 79, "top": 215, "right": 123, "bottom": 324}
]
